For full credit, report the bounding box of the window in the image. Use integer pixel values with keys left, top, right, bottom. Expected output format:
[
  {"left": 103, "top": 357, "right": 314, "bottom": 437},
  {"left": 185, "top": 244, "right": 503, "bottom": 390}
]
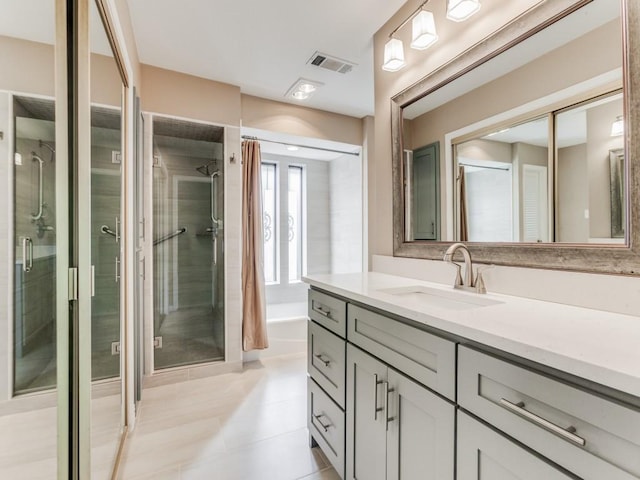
[
  {"left": 261, "top": 161, "right": 305, "bottom": 285},
  {"left": 288, "top": 166, "right": 303, "bottom": 281},
  {"left": 261, "top": 163, "right": 277, "bottom": 283}
]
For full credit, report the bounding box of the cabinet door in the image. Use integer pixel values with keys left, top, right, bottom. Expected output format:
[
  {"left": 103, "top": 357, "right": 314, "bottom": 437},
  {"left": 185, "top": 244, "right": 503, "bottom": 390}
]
[
  {"left": 346, "top": 345, "right": 388, "bottom": 480},
  {"left": 386, "top": 370, "right": 455, "bottom": 480},
  {"left": 457, "top": 412, "right": 574, "bottom": 480}
]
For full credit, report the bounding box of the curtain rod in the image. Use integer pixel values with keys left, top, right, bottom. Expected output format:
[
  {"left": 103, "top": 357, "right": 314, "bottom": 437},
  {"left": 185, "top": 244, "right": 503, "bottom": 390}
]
[
  {"left": 242, "top": 135, "right": 360, "bottom": 157},
  {"left": 459, "top": 162, "right": 510, "bottom": 172}
]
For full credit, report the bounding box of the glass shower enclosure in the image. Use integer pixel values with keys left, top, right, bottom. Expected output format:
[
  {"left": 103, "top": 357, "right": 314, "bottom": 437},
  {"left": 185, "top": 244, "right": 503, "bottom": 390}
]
[{"left": 152, "top": 116, "right": 225, "bottom": 369}]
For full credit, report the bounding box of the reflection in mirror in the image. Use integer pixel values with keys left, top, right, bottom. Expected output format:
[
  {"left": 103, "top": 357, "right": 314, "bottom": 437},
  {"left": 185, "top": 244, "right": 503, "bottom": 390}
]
[
  {"left": 609, "top": 148, "right": 625, "bottom": 238},
  {"left": 455, "top": 116, "right": 550, "bottom": 243},
  {"left": 1, "top": 1, "right": 60, "bottom": 477},
  {"left": 90, "top": 0, "right": 124, "bottom": 478},
  {"left": 401, "top": 0, "right": 623, "bottom": 246},
  {"left": 556, "top": 92, "right": 624, "bottom": 243}
]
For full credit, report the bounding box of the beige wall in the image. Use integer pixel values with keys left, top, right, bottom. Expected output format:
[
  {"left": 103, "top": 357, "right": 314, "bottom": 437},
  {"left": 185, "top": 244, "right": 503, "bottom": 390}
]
[
  {"left": 558, "top": 144, "right": 589, "bottom": 242},
  {"left": 241, "top": 94, "right": 363, "bottom": 145},
  {"left": 141, "top": 65, "right": 241, "bottom": 126},
  {"left": 0, "top": 36, "right": 54, "bottom": 97}
]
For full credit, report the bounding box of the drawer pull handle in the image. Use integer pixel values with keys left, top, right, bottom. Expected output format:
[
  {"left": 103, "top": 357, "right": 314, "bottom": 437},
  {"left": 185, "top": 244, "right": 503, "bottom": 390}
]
[
  {"left": 384, "top": 382, "right": 396, "bottom": 431},
  {"left": 313, "top": 413, "right": 332, "bottom": 432},
  {"left": 314, "top": 353, "right": 331, "bottom": 367},
  {"left": 314, "top": 305, "right": 332, "bottom": 319},
  {"left": 374, "top": 374, "right": 384, "bottom": 420},
  {"left": 500, "top": 398, "right": 586, "bottom": 447}
]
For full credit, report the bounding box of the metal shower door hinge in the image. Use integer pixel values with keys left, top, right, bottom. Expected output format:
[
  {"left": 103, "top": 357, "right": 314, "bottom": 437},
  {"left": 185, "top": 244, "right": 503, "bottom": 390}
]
[
  {"left": 68, "top": 268, "right": 78, "bottom": 301},
  {"left": 153, "top": 337, "right": 163, "bottom": 349},
  {"left": 111, "top": 342, "right": 120, "bottom": 355}
]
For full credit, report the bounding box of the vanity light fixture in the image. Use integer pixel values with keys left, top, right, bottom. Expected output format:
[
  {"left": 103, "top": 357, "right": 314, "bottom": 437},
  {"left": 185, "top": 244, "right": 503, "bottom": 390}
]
[
  {"left": 382, "top": 38, "right": 407, "bottom": 72},
  {"left": 611, "top": 115, "right": 624, "bottom": 137},
  {"left": 285, "top": 78, "right": 324, "bottom": 101},
  {"left": 446, "top": 0, "right": 481, "bottom": 22},
  {"left": 411, "top": 10, "right": 438, "bottom": 50}
]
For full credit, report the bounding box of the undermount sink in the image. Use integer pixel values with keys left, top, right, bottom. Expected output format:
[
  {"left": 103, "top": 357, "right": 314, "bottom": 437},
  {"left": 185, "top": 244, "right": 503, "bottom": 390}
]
[{"left": 377, "top": 285, "right": 503, "bottom": 310}]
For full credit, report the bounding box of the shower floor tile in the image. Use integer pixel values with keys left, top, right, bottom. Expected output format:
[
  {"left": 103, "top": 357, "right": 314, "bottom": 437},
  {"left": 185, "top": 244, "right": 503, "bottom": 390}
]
[
  {"left": 154, "top": 306, "right": 225, "bottom": 370},
  {"left": 120, "top": 353, "right": 338, "bottom": 480}
]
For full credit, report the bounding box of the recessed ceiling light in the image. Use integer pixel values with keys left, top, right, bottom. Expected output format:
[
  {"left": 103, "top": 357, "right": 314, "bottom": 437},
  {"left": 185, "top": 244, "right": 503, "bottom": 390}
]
[{"left": 285, "top": 78, "right": 324, "bottom": 101}]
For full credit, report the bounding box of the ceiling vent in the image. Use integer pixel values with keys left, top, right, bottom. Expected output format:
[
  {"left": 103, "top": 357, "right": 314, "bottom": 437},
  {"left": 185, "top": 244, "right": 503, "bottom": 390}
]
[{"left": 307, "top": 51, "right": 356, "bottom": 74}]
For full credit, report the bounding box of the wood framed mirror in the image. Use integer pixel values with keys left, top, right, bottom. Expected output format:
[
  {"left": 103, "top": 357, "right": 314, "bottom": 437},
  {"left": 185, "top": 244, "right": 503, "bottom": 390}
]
[{"left": 391, "top": 0, "right": 640, "bottom": 275}]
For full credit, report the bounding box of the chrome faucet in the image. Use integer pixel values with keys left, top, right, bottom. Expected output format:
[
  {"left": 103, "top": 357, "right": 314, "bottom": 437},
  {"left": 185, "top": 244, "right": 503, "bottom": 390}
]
[{"left": 443, "top": 243, "right": 489, "bottom": 294}]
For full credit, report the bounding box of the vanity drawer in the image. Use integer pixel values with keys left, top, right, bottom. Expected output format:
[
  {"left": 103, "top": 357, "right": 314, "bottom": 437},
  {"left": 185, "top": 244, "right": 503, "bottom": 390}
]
[
  {"left": 347, "top": 304, "right": 456, "bottom": 401},
  {"left": 309, "top": 289, "right": 347, "bottom": 338},
  {"left": 308, "top": 320, "right": 346, "bottom": 408},
  {"left": 458, "top": 346, "right": 640, "bottom": 480},
  {"left": 308, "top": 377, "right": 345, "bottom": 477}
]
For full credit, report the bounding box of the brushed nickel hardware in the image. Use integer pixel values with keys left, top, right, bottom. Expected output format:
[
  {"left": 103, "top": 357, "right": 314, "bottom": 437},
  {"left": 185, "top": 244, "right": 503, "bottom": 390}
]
[
  {"left": 22, "top": 237, "right": 33, "bottom": 272},
  {"left": 30, "top": 153, "right": 44, "bottom": 221},
  {"left": 314, "top": 305, "right": 332, "bottom": 318},
  {"left": 68, "top": 267, "right": 78, "bottom": 301},
  {"left": 385, "top": 382, "right": 396, "bottom": 430},
  {"left": 115, "top": 256, "right": 120, "bottom": 283},
  {"left": 101, "top": 224, "right": 117, "bottom": 237},
  {"left": 111, "top": 342, "right": 120, "bottom": 355},
  {"left": 500, "top": 398, "right": 586, "bottom": 447},
  {"left": 443, "top": 242, "right": 491, "bottom": 293},
  {"left": 314, "top": 353, "right": 331, "bottom": 367},
  {"left": 313, "top": 413, "right": 332, "bottom": 432},
  {"left": 153, "top": 227, "right": 187, "bottom": 246},
  {"left": 374, "top": 374, "right": 384, "bottom": 420}
]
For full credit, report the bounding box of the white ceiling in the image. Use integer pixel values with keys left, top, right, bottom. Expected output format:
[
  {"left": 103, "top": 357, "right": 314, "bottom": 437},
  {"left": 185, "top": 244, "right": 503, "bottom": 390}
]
[{"left": 125, "top": 0, "right": 407, "bottom": 118}]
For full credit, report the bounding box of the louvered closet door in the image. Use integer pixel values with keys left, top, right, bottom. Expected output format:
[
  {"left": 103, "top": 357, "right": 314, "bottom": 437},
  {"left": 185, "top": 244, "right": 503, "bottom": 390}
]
[{"left": 522, "top": 164, "right": 549, "bottom": 242}]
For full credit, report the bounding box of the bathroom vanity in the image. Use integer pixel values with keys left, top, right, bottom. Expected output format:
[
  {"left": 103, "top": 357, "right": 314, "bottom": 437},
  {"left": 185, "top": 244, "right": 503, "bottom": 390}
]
[{"left": 305, "top": 272, "right": 640, "bottom": 480}]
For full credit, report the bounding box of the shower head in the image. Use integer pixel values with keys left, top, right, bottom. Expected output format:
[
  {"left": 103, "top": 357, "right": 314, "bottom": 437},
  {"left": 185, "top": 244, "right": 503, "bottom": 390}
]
[
  {"left": 31, "top": 152, "right": 44, "bottom": 163},
  {"left": 196, "top": 161, "right": 219, "bottom": 176},
  {"left": 39, "top": 140, "right": 55, "bottom": 159}
]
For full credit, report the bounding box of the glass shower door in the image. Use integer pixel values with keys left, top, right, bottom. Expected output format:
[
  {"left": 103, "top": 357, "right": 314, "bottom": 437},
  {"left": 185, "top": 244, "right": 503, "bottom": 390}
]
[{"left": 152, "top": 116, "right": 225, "bottom": 369}]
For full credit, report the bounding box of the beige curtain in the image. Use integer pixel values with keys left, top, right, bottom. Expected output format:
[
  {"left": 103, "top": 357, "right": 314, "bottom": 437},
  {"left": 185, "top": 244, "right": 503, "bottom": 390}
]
[
  {"left": 241, "top": 140, "right": 269, "bottom": 351},
  {"left": 459, "top": 165, "right": 469, "bottom": 242}
]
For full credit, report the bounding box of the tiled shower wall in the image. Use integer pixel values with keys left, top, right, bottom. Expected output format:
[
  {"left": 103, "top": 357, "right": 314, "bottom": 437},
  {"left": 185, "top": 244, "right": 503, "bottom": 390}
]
[{"left": 329, "top": 154, "right": 362, "bottom": 274}]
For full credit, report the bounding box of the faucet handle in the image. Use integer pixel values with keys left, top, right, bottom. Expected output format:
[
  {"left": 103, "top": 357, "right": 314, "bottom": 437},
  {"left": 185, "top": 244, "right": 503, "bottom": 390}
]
[
  {"left": 474, "top": 265, "right": 494, "bottom": 294},
  {"left": 447, "top": 262, "right": 464, "bottom": 287}
]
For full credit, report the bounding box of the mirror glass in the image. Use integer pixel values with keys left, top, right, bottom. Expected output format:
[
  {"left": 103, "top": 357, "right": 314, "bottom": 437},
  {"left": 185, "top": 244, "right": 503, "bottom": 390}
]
[
  {"left": 90, "top": 1, "right": 125, "bottom": 478},
  {"left": 402, "top": 0, "right": 623, "bottom": 245},
  {"left": 1, "top": 1, "right": 61, "bottom": 477}
]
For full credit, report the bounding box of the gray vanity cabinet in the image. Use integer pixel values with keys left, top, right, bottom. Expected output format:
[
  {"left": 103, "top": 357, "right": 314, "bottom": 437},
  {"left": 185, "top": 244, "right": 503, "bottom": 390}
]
[
  {"left": 457, "top": 412, "right": 574, "bottom": 480},
  {"left": 307, "top": 289, "right": 348, "bottom": 478},
  {"left": 346, "top": 344, "right": 455, "bottom": 480}
]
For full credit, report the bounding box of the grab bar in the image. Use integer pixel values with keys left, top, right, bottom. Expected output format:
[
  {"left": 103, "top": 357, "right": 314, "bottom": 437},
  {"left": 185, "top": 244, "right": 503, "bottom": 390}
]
[
  {"left": 154, "top": 227, "right": 187, "bottom": 246},
  {"left": 30, "top": 153, "right": 44, "bottom": 221},
  {"left": 22, "top": 237, "right": 33, "bottom": 273},
  {"left": 101, "top": 225, "right": 117, "bottom": 237}
]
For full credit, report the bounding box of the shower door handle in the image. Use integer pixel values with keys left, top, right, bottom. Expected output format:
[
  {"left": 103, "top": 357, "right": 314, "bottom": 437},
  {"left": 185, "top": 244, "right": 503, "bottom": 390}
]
[
  {"left": 115, "top": 216, "right": 121, "bottom": 243},
  {"left": 213, "top": 236, "right": 217, "bottom": 266},
  {"left": 22, "top": 237, "right": 33, "bottom": 273},
  {"left": 30, "top": 154, "right": 44, "bottom": 221},
  {"left": 115, "top": 256, "right": 120, "bottom": 283}
]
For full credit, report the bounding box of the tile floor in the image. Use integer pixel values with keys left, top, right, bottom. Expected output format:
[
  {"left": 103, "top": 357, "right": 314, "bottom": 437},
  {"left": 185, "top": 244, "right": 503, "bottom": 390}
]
[{"left": 119, "top": 353, "right": 339, "bottom": 480}]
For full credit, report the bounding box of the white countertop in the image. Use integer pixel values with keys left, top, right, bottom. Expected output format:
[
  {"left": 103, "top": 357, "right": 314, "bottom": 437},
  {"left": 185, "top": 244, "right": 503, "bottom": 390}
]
[{"left": 304, "top": 272, "right": 640, "bottom": 398}]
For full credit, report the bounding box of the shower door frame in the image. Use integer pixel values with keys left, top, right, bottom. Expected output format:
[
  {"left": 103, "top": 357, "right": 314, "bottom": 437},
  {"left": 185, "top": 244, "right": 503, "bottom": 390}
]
[{"left": 144, "top": 111, "right": 237, "bottom": 377}]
